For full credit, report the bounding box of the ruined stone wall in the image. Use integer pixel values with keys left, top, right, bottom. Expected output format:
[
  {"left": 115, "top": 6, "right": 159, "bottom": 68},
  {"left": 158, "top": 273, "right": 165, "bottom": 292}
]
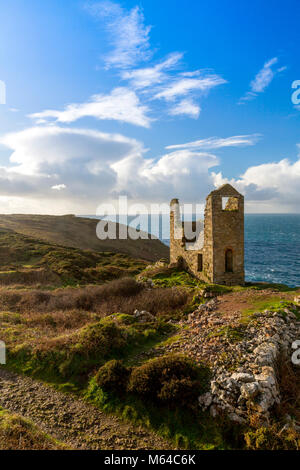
[
  {"left": 170, "top": 200, "right": 209, "bottom": 282},
  {"left": 202, "top": 196, "right": 214, "bottom": 283},
  {"left": 169, "top": 199, "right": 183, "bottom": 265}
]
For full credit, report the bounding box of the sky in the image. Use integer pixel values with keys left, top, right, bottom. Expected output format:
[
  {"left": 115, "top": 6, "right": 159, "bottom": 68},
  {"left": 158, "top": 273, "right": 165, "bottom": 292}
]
[{"left": 0, "top": 0, "right": 300, "bottom": 214}]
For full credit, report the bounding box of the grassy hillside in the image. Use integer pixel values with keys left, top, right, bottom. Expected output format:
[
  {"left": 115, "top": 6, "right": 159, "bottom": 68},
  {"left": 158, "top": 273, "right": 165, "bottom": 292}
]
[
  {"left": 2, "top": 257, "right": 299, "bottom": 449},
  {"left": 0, "top": 222, "right": 299, "bottom": 450},
  {"left": 0, "top": 214, "right": 169, "bottom": 262},
  {"left": 0, "top": 228, "right": 148, "bottom": 286}
]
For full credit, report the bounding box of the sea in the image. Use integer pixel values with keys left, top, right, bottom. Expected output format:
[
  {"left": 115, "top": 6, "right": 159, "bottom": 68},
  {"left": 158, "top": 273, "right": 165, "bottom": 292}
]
[{"left": 83, "top": 214, "right": 300, "bottom": 287}]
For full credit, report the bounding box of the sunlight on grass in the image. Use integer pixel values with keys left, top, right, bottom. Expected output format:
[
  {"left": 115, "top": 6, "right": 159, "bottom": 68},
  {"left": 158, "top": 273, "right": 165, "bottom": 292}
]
[{"left": 241, "top": 297, "right": 300, "bottom": 323}]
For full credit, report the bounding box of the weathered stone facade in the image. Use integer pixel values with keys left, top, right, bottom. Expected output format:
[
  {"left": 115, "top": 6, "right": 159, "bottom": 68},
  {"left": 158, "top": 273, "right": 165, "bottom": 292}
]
[{"left": 170, "top": 184, "right": 245, "bottom": 286}]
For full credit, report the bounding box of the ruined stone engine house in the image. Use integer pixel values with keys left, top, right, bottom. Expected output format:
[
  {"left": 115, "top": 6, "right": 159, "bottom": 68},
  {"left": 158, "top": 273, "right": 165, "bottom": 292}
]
[{"left": 170, "top": 184, "right": 245, "bottom": 286}]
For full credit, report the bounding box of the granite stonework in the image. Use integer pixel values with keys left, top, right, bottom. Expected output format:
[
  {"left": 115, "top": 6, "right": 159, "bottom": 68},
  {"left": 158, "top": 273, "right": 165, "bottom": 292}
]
[{"left": 170, "top": 184, "right": 245, "bottom": 286}]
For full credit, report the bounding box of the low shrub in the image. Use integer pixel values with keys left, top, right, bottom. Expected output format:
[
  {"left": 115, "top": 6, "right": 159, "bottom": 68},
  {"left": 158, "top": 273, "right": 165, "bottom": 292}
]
[
  {"left": 244, "top": 425, "right": 300, "bottom": 450},
  {"left": 100, "top": 277, "right": 143, "bottom": 298},
  {"left": 76, "top": 321, "right": 126, "bottom": 358},
  {"left": 96, "top": 360, "right": 131, "bottom": 393},
  {"left": 128, "top": 355, "right": 211, "bottom": 408}
]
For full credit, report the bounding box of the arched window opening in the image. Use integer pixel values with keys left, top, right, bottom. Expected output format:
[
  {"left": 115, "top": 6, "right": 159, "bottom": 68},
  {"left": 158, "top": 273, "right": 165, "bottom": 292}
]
[{"left": 225, "top": 249, "right": 233, "bottom": 273}]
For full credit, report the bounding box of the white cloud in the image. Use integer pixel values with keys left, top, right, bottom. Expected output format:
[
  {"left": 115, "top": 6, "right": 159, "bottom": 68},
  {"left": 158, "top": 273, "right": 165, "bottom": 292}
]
[
  {"left": 239, "top": 57, "right": 286, "bottom": 104},
  {"left": 121, "top": 52, "right": 183, "bottom": 88},
  {"left": 121, "top": 60, "right": 225, "bottom": 120},
  {"left": 213, "top": 147, "right": 300, "bottom": 212},
  {"left": 238, "top": 91, "right": 257, "bottom": 103},
  {"left": 52, "top": 184, "right": 67, "bottom": 191},
  {"left": 166, "top": 134, "right": 261, "bottom": 150},
  {"left": 29, "top": 88, "right": 152, "bottom": 128},
  {"left": 86, "top": 1, "right": 152, "bottom": 69},
  {"left": 1, "top": 125, "right": 142, "bottom": 175},
  {"left": 0, "top": 125, "right": 146, "bottom": 214},
  {"left": 111, "top": 149, "right": 219, "bottom": 203},
  {"left": 169, "top": 99, "right": 201, "bottom": 119},
  {"left": 251, "top": 57, "right": 278, "bottom": 93},
  {"left": 154, "top": 74, "right": 227, "bottom": 101}
]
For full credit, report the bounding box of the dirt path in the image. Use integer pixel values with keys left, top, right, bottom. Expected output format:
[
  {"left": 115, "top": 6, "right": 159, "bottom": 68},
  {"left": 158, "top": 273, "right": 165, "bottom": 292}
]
[
  {"left": 213, "top": 288, "right": 299, "bottom": 317},
  {"left": 0, "top": 368, "right": 172, "bottom": 450}
]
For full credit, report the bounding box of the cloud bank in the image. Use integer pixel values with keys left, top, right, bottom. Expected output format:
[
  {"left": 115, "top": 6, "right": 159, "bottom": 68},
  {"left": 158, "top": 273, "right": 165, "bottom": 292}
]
[{"left": 1, "top": 125, "right": 298, "bottom": 214}]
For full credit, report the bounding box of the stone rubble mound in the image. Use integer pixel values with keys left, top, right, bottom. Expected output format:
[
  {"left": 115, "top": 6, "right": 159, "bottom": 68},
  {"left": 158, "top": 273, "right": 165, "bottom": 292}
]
[{"left": 198, "top": 307, "right": 300, "bottom": 424}]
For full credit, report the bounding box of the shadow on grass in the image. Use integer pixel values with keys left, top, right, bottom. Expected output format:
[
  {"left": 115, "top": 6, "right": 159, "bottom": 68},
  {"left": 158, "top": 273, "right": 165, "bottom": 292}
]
[{"left": 84, "top": 378, "right": 245, "bottom": 450}]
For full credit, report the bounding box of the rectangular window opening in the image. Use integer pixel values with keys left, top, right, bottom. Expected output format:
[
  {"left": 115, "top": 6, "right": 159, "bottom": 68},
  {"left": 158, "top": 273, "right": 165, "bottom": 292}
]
[{"left": 222, "top": 196, "right": 239, "bottom": 211}]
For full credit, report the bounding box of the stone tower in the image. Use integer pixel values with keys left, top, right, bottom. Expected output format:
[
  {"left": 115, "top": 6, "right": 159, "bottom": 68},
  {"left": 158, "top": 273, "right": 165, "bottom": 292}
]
[{"left": 170, "top": 184, "right": 244, "bottom": 286}]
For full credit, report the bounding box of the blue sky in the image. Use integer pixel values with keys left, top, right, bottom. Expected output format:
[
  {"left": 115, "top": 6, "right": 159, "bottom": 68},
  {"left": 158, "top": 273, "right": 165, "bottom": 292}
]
[{"left": 0, "top": 0, "right": 300, "bottom": 213}]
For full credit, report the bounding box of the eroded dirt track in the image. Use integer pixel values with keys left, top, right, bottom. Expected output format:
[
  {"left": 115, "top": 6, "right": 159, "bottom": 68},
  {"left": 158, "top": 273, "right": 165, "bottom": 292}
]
[{"left": 0, "top": 368, "right": 172, "bottom": 450}]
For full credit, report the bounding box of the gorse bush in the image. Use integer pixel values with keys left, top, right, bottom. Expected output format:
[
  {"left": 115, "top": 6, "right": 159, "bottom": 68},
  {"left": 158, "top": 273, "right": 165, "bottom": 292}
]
[
  {"left": 158, "top": 377, "right": 196, "bottom": 403},
  {"left": 128, "top": 355, "right": 211, "bottom": 408},
  {"left": 77, "top": 321, "right": 126, "bottom": 358},
  {"left": 100, "top": 277, "right": 143, "bottom": 297},
  {"left": 96, "top": 360, "right": 131, "bottom": 394}
]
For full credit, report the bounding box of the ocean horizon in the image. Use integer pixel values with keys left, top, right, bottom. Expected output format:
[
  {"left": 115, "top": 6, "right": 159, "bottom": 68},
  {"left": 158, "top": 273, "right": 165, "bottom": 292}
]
[{"left": 82, "top": 213, "right": 300, "bottom": 288}]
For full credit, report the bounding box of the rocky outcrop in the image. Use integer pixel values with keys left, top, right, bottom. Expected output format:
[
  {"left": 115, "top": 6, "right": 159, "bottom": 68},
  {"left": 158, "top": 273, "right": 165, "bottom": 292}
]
[{"left": 198, "top": 308, "right": 300, "bottom": 424}]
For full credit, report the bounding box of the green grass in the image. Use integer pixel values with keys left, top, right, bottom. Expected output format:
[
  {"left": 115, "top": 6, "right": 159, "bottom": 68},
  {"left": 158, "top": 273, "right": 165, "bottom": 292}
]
[
  {"left": 150, "top": 268, "right": 202, "bottom": 288},
  {"left": 145, "top": 267, "right": 256, "bottom": 295},
  {"left": 84, "top": 377, "right": 243, "bottom": 450},
  {"left": 208, "top": 325, "right": 246, "bottom": 343},
  {"left": 245, "top": 282, "right": 299, "bottom": 293},
  {"left": 5, "top": 314, "right": 175, "bottom": 387},
  {"left": 158, "top": 333, "right": 182, "bottom": 347},
  {"left": 241, "top": 297, "right": 300, "bottom": 324}
]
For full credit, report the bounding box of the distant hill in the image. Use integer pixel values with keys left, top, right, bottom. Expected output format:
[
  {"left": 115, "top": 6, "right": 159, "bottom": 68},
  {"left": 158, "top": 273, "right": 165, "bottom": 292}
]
[
  {"left": 0, "top": 214, "right": 169, "bottom": 262},
  {"left": 0, "top": 228, "right": 149, "bottom": 286}
]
